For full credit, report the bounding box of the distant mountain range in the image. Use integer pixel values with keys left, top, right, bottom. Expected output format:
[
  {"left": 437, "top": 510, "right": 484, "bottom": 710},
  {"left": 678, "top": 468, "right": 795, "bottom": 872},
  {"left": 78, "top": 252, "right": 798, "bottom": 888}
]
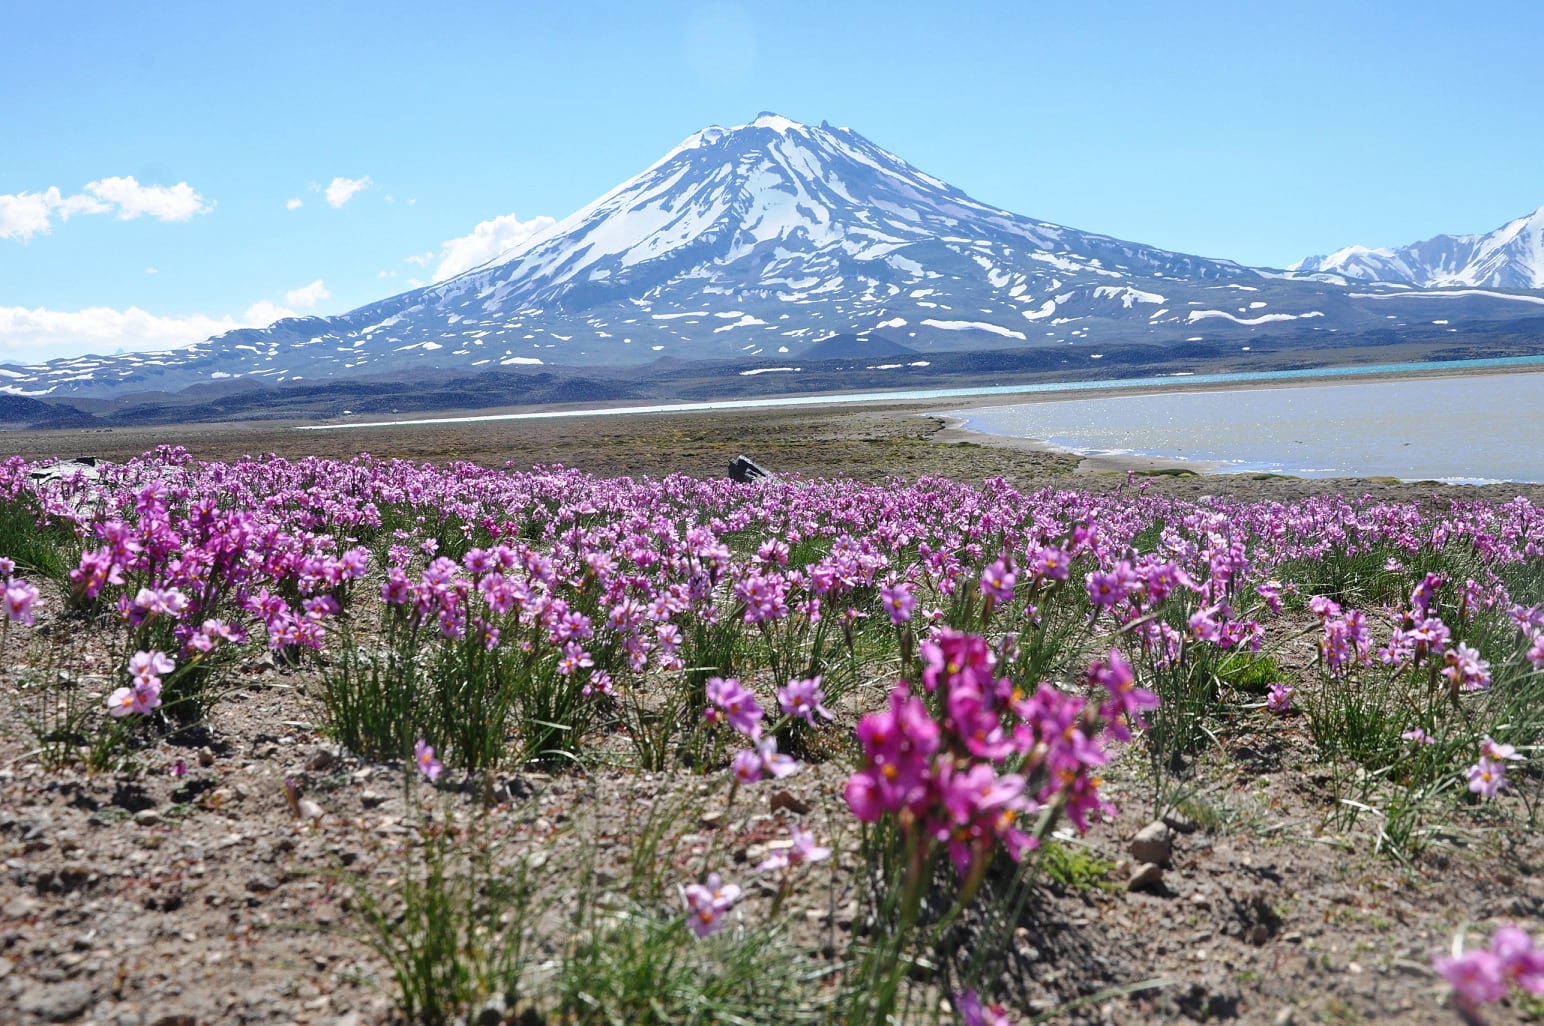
[
  {"left": 1290, "top": 206, "right": 1544, "bottom": 289},
  {"left": 6, "top": 113, "right": 1544, "bottom": 402}
]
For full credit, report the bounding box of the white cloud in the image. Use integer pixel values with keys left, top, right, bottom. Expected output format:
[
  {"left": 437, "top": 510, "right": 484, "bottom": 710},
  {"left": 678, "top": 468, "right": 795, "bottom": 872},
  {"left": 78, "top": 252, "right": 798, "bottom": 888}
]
[
  {"left": 0, "top": 292, "right": 315, "bottom": 364},
  {"left": 144, "top": 267, "right": 158, "bottom": 275},
  {"left": 1, "top": 177, "right": 211, "bottom": 241},
  {"left": 84, "top": 176, "right": 211, "bottom": 221},
  {"left": 430, "top": 211, "right": 556, "bottom": 281},
  {"left": 284, "top": 279, "right": 332, "bottom": 308},
  {"left": 242, "top": 301, "right": 297, "bottom": 325},
  {"left": 325, "top": 175, "right": 372, "bottom": 208},
  {"left": 0, "top": 192, "right": 64, "bottom": 241},
  {"left": 286, "top": 197, "right": 303, "bottom": 211},
  {"left": 0, "top": 305, "right": 242, "bottom": 364}
]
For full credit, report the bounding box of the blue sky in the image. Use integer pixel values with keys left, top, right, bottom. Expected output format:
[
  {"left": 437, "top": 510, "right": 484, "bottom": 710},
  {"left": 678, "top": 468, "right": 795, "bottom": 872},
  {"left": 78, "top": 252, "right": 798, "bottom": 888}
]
[{"left": 3, "top": 0, "right": 1540, "bottom": 363}]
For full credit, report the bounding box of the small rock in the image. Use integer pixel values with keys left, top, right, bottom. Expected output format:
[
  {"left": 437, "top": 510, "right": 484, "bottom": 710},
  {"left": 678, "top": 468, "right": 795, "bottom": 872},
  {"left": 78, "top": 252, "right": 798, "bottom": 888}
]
[
  {"left": 1162, "top": 809, "right": 1199, "bottom": 834},
  {"left": 1273, "top": 1008, "right": 1296, "bottom": 1026},
  {"left": 359, "top": 790, "right": 388, "bottom": 809},
  {"left": 1127, "top": 862, "right": 1164, "bottom": 891},
  {"left": 1129, "top": 821, "right": 1174, "bottom": 866},
  {"left": 769, "top": 790, "right": 811, "bottom": 815},
  {"left": 18, "top": 980, "right": 96, "bottom": 1021},
  {"left": 699, "top": 810, "right": 724, "bottom": 829},
  {"left": 248, "top": 875, "right": 281, "bottom": 893},
  {"left": 297, "top": 798, "right": 325, "bottom": 822},
  {"left": 305, "top": 748, "right": 338, "bottom": 773},
  {"left": 196, "top": 748, "right": 215, "bottom": 768},
  {"left": 133, "top": 809, "right": 162, "bottom": 827},
  {"left": 150, "top": 1016, "right": 198, "bottom": 1026}
]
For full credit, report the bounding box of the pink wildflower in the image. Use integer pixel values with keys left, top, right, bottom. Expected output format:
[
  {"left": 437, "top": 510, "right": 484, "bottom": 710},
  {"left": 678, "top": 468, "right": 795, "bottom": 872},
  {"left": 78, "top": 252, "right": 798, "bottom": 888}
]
[
  {"left": 756, "top": 825, "right": 832, "bottom": 872},
  {"left": 777, "top": 676, "right": 832, "bottom": 726},
  {"left": 4, "top": 580, "right": 38, "bottom": 625},
  {"left": 413, "top": 739, "right": 442, "bottom": 782},
  {"left": 682, "top": 872, "right": 740, "bottom": 938},
  {"left": 1264, "top": 682, "right": 1293, "bottom": 715},
  {"left": 954, "top": 990, "right": 1015, "bottom": 1026},
  {"left": 1466, "top": 756, "right": 1506, "bottom": 799}
]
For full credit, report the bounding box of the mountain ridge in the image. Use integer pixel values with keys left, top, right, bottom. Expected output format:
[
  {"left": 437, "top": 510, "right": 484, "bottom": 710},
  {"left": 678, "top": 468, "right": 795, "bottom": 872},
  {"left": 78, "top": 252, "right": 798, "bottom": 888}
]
[
  {"left": 7, "top": 113, "right": 1544, "bottom": 401},
  {"left": 1290, "top": 206, "right": 1544, "bottom": 289}
]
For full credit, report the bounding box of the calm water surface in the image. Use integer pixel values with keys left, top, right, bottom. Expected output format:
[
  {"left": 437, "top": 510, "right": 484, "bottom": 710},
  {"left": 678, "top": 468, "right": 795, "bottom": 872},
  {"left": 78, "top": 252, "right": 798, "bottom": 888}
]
[
  {"left": 304, "top": 355, "right": 1544, "bottom": 431},
  {"left": 945, "top": 371, "right": 1544, "bottom": 484}
]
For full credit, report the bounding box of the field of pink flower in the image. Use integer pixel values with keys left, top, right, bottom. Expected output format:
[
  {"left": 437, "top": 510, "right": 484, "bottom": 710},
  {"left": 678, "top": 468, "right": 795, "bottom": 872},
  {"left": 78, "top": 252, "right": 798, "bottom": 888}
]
[{"left": 3, "top": 445, "right": 1544, "bottom": 1025}]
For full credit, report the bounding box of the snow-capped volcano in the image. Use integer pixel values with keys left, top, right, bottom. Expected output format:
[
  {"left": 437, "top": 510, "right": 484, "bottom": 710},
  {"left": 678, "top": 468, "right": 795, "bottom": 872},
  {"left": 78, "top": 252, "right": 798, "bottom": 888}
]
[
  {"left": 1291, "top": 206, "right": 1544, "bottom": 289},
  {"left": 444, "top": 110, "right": 1249, "bottom": 317},
  {"left": 8, "top": 114, "right": 1544, "bottom": 400}
]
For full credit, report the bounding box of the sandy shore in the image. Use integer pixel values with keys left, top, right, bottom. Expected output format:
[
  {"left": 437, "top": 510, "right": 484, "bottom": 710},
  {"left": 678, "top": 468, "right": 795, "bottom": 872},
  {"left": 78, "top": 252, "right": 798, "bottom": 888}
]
[{"left": 929, "top": 415, "right": 1224, "bottom": 476}]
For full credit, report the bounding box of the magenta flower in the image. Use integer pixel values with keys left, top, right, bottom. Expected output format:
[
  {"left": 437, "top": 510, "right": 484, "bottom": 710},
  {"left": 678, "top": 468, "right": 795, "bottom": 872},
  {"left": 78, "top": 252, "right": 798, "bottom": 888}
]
[
  {"left": 705, "top": 676, "right": 764, "bottom": 738},
  {"left": 1480, "top": 736, "right": 1523, "bottom": 763},
  {"left": 1466, "top": 756, "right": 1506, "bottom": 799},
  {"left": 1026, "top": 545, "right": 1071, "bottom": 582},
  {"left": 756, "top": 825, "right": 831, "bottom": 872},
  {"left": 682, "top": 872, "right": 740, "bottom": 938},
  {"left": 954, "top": 989, "right": 1014, "bottom": 1026},
  {"left": 1443, "top": 642, "right": 1492, "bottom": 692},
  {"left": 1089, "top": 647, "right": 1155, "bottom": 741},
  {"left": 1491, "top": 925, "right": 1544, "bottom": 995},
  {"left": 880, "top": 580, "right": 916, "bottom": 625},
  {"left": 556, "top": 641, "right": 594, "bottom": 675},
  {"left": 734, "top": 572, "right": 790, "bottom": 624},
  {"left": 979, "top": 559, "right": 1016, "bottom": 603},
  {"left": 1435, "top": 949, "right": 1508, "bottom": 1005},
  {"left": 777, "top": 676, "right": 832, "bottom": 726},
  {"left": 107, "top": 679, "right": 161, "bottom": 717},
  {"left": 730, "top": 737, "right": 799, "bottom": 784},
  {"left": 1433, "top": 924, "right": 1544, "bottom": 1009},
  {"left": 1308, "top": 595, "right": 1342, "bottom": 618},
  {"left": 129, "top": 649, "right": 175, "bottom": 688},
  {"left": 413, "top": 739, "right": 442, "bottom": 782},
  {"left": 1264, "top": 682, "right": 1293, "bottom": 715},
  {"left": 3, "top": 580, "right": 38, "bottom": 625}
]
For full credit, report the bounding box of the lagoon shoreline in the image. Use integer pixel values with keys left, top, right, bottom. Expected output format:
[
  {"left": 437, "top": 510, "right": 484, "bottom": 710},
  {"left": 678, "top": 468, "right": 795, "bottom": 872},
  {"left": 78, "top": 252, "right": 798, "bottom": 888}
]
[
  {"left": 3, "top": 360, "right": 1542, "bottom": 498},
  {"left": 924, "top": 362, "right": 1544, "bottom": 483}
]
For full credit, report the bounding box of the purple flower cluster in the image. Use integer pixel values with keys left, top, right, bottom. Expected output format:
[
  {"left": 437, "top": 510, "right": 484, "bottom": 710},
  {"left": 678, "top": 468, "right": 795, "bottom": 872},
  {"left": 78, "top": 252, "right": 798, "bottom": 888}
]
[
  {"left": 1434, "top": 924, "right": 1544, "bottom": 1007},
  {"left": 107, "top": 650, "right": 174, "bottom": 717},
  {"left": 845, "top": 629, "right": 1147, "bottom": 876}
]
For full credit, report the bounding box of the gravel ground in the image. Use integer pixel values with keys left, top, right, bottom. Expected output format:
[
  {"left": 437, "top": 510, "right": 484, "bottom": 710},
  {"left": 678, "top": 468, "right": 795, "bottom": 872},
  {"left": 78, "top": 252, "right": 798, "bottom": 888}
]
[{"left": 4, "top": 400, "right": 1544, "bottom": 1025}]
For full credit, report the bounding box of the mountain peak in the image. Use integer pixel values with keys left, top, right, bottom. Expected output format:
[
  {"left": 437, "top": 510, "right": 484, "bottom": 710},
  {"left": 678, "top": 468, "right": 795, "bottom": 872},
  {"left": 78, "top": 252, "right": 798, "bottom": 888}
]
[
  {"left": 1292, "top": 206, "right": 1544, "bottom": 289},
  {"left": 747, "top": 111, "right": 805, "bottom": 133}
]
